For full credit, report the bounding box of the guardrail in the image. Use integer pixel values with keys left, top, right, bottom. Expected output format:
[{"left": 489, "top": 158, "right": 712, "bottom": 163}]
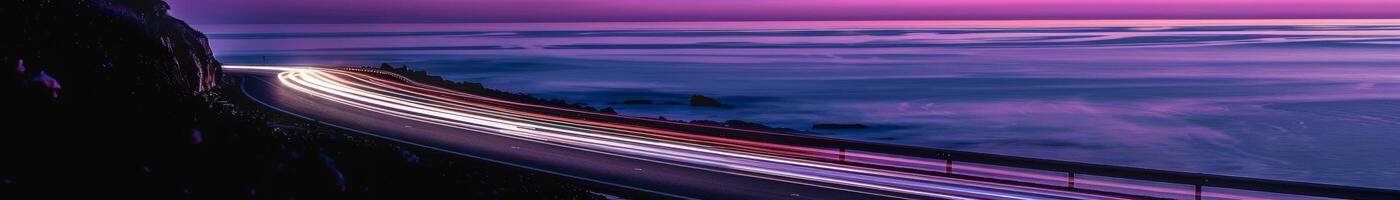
[{"left": 356, "top": 67, "right": 1400, "bottom": 199}]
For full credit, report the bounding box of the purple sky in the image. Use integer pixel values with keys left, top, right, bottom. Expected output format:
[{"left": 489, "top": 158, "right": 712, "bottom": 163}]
[{"left": 169, "top": 0, "right": 1400, "bottom": 24}]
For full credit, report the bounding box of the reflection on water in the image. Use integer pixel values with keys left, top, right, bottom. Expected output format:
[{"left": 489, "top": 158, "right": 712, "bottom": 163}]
[{"left": 200, "top": 19, "right": 1400, "bottom": 189}]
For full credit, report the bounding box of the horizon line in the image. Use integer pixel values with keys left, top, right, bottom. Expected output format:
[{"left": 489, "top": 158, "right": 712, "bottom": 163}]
[{"left": 184, "top": 17, "right": 1400, "bottom": 25}]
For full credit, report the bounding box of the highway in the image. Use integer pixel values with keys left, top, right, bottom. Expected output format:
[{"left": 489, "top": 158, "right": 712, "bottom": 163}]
[{"left": 225, "top": 65, "right": 1181, "bottom": 199}]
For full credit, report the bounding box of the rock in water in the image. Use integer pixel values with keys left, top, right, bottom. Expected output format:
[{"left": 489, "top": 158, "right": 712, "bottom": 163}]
[
  {"left": 812, "top": 123, "right": 869, "bottom": 130},
  {"left": 619, "top": 99, "right": 654, "bottom": 105},
  {"left": 689, "top": 95, "right": 731, "bottom": 107}
]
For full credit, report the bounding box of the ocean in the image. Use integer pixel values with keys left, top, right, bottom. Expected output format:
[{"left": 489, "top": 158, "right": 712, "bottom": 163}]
[{"left": 198, "top": 19, "right": 1400, "bottom": 189}]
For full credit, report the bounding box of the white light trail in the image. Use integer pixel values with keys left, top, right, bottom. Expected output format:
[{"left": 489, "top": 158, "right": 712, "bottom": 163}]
[{"left": 227, "top": 65, "right": 1279, "bottom": 199}]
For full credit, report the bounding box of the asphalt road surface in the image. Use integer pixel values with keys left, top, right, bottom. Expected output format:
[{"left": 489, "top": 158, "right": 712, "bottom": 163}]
[{"left": 227, "top": 65, "right": 1151, "bottom": 200}]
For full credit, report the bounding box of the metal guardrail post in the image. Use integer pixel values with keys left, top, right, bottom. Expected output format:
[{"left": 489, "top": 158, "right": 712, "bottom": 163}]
[
  {"left": 945, "top": 160, "right": 953, "bottom": 174},
  {"left": 1068, "top": 172, "right": 1075, "bottom": 189},
  {"left": 838, "top": 148, "right": 846, "bottom": 162},
  {"left": 1195, "top": 184, "right": 1202, "bottom": 200}
]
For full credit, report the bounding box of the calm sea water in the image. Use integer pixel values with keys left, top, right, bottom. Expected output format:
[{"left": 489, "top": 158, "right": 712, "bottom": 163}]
[{"left": 199, "top": 20, "right": 1400, "bottom": 189}]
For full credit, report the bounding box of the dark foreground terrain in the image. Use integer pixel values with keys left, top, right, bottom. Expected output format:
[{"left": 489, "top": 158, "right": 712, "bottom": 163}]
[{"left": 1, "top": 0, "right": 613, "bottom": 198}]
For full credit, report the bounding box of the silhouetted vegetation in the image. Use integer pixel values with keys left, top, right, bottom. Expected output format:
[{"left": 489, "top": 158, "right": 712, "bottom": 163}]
[
  {"left": 372, "top": 64, "right": 818, "bottom": 135},
  {"left": 689, "top": 120, "right": 803, "bottom": 133},
  {"left": 372, "top": 63, "right": 617, "bottom": 114}
]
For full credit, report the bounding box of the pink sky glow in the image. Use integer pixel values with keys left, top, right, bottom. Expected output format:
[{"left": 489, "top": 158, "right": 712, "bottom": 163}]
[{"left": 169, "top": 0, "right": 1400, "bottom": 24}]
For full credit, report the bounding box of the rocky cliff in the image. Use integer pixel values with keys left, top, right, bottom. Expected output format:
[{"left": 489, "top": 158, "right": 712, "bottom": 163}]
[
  {"left": 5, "top": 0, "right": 221, "bottom": 97},
  {"left": 3, "top": 0, "right": 228, "bottom": 197},
  {"left": 0, "top": 1, "right": 608, "bottom": 199}
]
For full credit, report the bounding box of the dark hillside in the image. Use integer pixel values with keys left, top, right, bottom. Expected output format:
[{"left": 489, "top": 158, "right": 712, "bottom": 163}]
[{"left": 1, "top": 1, "right": 611, "bottom": 198}]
